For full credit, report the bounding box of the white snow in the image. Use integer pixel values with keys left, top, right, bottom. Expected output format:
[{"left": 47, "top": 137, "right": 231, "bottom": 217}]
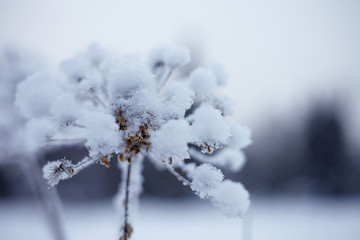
[
  {"left": 211, "top": 180, "right": 250, "bottom": 218},
  {"left": 0, "top": 197, "right": 359, "bottom": 240},
  {"left": 189, "top": 68, "right": 217, "bottom": 96},
  {"left": 164, "top": 46, "right": 190, "bottom": 68},
  {"left": 189, "top": 105, "right": 231, "bottom": 152},
  {"left": 151, "top": 119, "right": 191, "bottom": 165},
  {"left": 191, "top": 164, "right": 224, "bottom": 198},
  {"left": 15, "top": 71, "right": 66, "bottom": 119},
  {"left": 227, "top": 121, "right": 252, "bottom": 150}
]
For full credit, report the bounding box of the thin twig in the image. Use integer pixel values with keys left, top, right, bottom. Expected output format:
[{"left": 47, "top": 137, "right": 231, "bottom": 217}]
[
  {"left": 188, "top": 148, "right": 209, "bottom": 162},
  {"left": 157, "top": 66, "right": 174, "bottom": 91},
  {"left": 123, "top": 163, "right": 132, "bottom": 240},
  {"left": 47, "top": 138, "right": 87, "bottom": 144},
  {"left": 166, "top": 164, "right": 191, "bottom": 186},
  {"left": 71, "top": 123, "right": 86, "bottom": 128},
  {"left": 74, "top": 155, "right": 99, "bottom": 172},
  {"left": 22, "top": 158, "right": 67, "bottom": 240},
  {"left": 92, "top": 92, "right": 107, "bottom": 109}
]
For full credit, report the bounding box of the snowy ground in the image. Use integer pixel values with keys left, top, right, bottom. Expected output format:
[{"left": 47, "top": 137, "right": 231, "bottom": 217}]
[{"left": 0, "top": 196, "right": 359, "bottom": 240}]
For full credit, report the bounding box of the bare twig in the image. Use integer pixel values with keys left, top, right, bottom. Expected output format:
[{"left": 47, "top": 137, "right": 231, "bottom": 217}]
[
  {"left": 157, "top": 66, "right": 174, "bottom": 91},
  {"left": 92, "top": 92, "right": 107, "bottom": 109},
  {"left": 47, "top": 138, "right": 87, "bottom": 145},
  {"left": 22, "top": 158, "right": 67, "bottom": 240},
  {"left": 166, "top": 164, "right": 191, "bottom": 186},
  {"left": 74, "top": 155, "right": 99, "bottom": 172},
  {"left": 121, "top": 163, "right": 132, "bottom": 240}
]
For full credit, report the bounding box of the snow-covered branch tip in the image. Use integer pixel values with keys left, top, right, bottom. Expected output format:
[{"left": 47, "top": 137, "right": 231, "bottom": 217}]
[
  {"left": 14, "top": 43, "right": 253, "bottom": 239},
  {"left": 43, "top": 158, "right": 76, "bottom": 187}
]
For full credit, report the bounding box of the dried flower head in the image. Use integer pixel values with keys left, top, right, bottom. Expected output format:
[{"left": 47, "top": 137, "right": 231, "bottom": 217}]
[
  {"left": 15, "top": 44, "right": 252, "bottom": 239},
  {"left": 43, "top": 158, "right": 75, "bottom": 187}
]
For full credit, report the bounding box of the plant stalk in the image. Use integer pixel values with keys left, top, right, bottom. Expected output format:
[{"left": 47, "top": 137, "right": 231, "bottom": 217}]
[
  {"left": 22, "top": 159, "right": 67, "bottom": 240},
  {"left": 122, "top": 162, "right": 132, "bottom": 240}
]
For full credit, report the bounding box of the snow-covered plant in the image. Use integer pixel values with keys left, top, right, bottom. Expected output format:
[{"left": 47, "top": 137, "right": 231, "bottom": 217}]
[
  {"left": 0, "top": 47, "right": 42, "bottom": 161},
  {"left": 14, "top": 44, "right": 252, "bottom": 239},
  {"left": 0, "top": 47, "right": 66, "bottom": 240}
]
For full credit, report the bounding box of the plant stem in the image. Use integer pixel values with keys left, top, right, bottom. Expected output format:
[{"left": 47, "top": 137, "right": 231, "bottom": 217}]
[
  {"left": 123, "top": 163, "right": 132, "bottom": 240},
  {"left": 22, "top": 159, "right": 67, "bottom": 240},
  {"left": 157, "top": 66, "right": 173, "bottom": 91},
  {"left": 74, "top": 155, "right": 99, "bottom": 172},
  {"left": 166, "top": 165, "right": 191, "bottom": 186}
]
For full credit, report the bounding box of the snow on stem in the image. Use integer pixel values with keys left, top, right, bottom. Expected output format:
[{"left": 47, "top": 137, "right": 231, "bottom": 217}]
[{"left": 12, "top": 44, "right": 253, "bottom": 238}]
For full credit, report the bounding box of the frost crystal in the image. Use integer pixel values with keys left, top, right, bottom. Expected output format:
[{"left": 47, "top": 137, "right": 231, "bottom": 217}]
[{"left": 12, "top": 44, "right": 253, "bottom": 239}]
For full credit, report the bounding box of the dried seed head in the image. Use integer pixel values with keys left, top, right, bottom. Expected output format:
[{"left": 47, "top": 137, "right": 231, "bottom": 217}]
[
  {"left": 120, "top": 117, "right": 126, "bottom": 125},
  {"left": 205, "top": 144, "right": 213, "bottom": 154},
  {"left": 120, "top": 223, "right": 133, "bottom": 240},
  {"left": 145, "top": 143, "right": 151, "bottom": 152},
  {"left": 118, "top": 153, "right": 125, "bottom": 162},
  {"left": 68, "top": 167, "right": 76, "bottom": 177},
  {"left": 100, "top": 155, "right": 111, "bottom": 168}
]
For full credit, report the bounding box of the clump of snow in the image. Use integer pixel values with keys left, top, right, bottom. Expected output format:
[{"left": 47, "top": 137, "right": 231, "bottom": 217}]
[
  {"left": 104, "top": 57, "right": 154, "bottom": 103},
  {"left": 210, "top": 95, "right": 235, "bottom": 116},
  {"left": 147, "top": 45, "right": 190, "bottom": 70},
  {"left": 60, "top": 43, "right": 106, "bottom": 82},
  {"left": 189, "top": 68, "right": 217, "bottom": 96},
  {"left": 190, "top": 105, "right": 231, "bottom": 152},
  {"left": 228, "top": 121, "right": 252, "bottom": 149},
  {"left": 15, "top": 72, "right": 65, "bottom": 119},
  {"left": 208, "top": 62, "right": 227, "bottom": 86},
  {"left": 0, "top": 47, "right": 45, "bottom": 163},
  {"left": 24, "top": 118, "right": 56, "bottom": 152},
  {"left": 81, "top": 111, "right": 121, "bottom": 157},
  {"left": 164, "top": 46, "right": 190, "bottom": 68},
  {"left": 211, "top": 148, "right": 247, "bottom": 171},
  {"left": 161, "top": 81, "right": 194, "bottom": 119},
  {"left": 211, "top": 180, "right": 250, "bottom": 218},
  {"left": 151, "top": 120, "right": 191, "bottom": 165},
  {"left": 51, "top": 93, "right": 80, "bottom": 126},
  {"left": 191, "top": 164, "right": 224, "bottom": 198}
]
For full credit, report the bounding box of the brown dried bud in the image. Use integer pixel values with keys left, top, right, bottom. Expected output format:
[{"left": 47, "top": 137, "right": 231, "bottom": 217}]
[
  {"left": 68, "top": 167, "right": 76, "bottom": 177},
  {"left": 120, "top": 223, "right": 133, "bottom": 240},
  {"left": 133, "top": 147, "right": 140, "bottom": 155},
  {"left": 145, "top": 143, "right": 151, "bottom": 152},
  {"left": 120, "top": 117, "right": 126, "bottom": 125},
  {"left": 100, "top": 155, "right": 111, "bottom": 168},
  {"left": 118, "top": 153, "right": 125, "bottom": 162},
  {"left": 205, "top": 144, "right": 213, "bottom": 153}
]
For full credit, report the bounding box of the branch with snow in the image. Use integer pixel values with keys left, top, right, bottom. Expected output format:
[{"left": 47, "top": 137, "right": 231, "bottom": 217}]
[{"left": 14, "top": 44, "right": 252, "bottom": 239}]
